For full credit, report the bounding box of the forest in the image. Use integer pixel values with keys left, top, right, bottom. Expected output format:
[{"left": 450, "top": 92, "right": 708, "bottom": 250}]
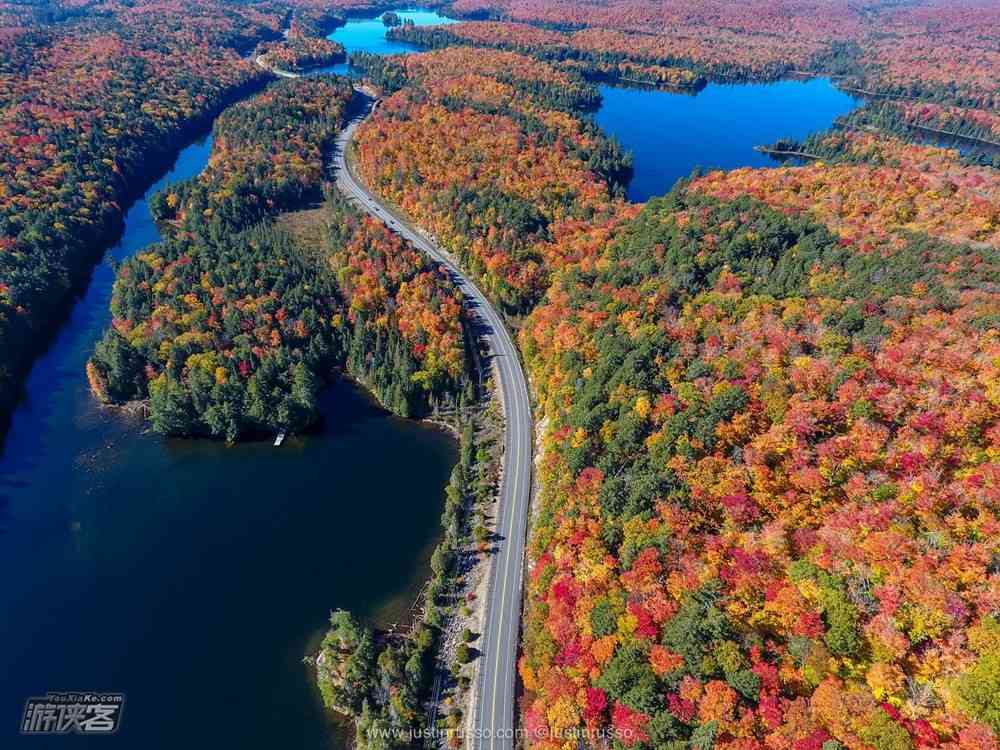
[
  {"left": 694, "top": 128, "right": 999, "bottom": 254},
  {"left": 345, "top": 26, "right": 1000, "bottom": 750},
  {"left": 350, "top": 47, "right": 633, "bottom": 314},
  {"left": 0, "top": 0, "right": 400, "bottom": 430},
  {"left": 87, "top": 77, "right": 474, "bottom": 439},
  {"left": 256, "top": 34, "right": 345, "bottom": 73},
  {"left": 1, "top": 0, "right": 998, "bottom": 747},
  {"left": 518, "top": 188, "right": 999, "bottom": 750},
  {"left": 0, "top": 0, "right": 273, "bottom": 423}
]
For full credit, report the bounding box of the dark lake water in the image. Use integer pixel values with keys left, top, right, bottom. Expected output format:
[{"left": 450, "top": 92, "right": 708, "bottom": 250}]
[
  {"left": 0, "top": 123, "right": 456, "bottom": 747},
  {"left": 3, "top": 8, "right": 864, "bottom": 749},
  {"left": 595, "top": 77, "right": 860, "bottom": 201}
]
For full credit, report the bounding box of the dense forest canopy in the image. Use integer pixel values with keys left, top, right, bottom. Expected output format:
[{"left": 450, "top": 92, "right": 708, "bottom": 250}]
[
  {"left": 345, "top": 18, "right": 1000, "bottom": 750},
  {"left": 256, "top": 34, "right": 345, "bottom": 73},
  {"left": 0, "top": 0, "right": 998, "bottom": 746},
  {"left": 350, "top": 46, "right": 633, "bottom": 314},
  {"left": 519, "top": 188, "right": 999, "bottom": 750}
]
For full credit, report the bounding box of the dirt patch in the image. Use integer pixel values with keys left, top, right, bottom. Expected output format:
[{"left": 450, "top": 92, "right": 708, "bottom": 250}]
[{"left": 275, "top": 205, "right": 330, "bottom": 254}]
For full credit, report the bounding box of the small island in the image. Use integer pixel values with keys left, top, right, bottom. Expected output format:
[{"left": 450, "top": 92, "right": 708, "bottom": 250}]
[{"left": 381, "top": 11, "right": 401, "bottom": 27}]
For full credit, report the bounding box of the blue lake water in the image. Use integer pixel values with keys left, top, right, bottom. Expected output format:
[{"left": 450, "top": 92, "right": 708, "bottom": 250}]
[
  {"left": 319, "top": 8, "right": 458, "bottom": 76},
  {"left": 0, "top": 111, "right": 455, "bottom": 749},
  {"left": 595, "top": 77, "right": 860, "bottom": 202}
]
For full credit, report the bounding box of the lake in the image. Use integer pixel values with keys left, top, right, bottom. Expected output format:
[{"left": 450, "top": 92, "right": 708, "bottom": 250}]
[
  {"left": 0, "top": 123, "right": 457, "bottom": 747},
  {"left": 319, "top": 8, "right": 458, "bottom": 76},
  {"left": 324, "top": 12, "right": 859, "bottom": 204},
  {"left": 595, "top": 77, "right": 860, "bottom": 202}
]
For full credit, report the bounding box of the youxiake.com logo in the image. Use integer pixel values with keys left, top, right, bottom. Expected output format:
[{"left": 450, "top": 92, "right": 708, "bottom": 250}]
[{"left": 21, "top": 692, "right": 125, "bottom": 735}]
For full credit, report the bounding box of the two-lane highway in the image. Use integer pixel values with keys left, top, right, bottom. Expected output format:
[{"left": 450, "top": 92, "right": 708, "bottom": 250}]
[{"left": 333, "top": 93, "right": 533, "bottom": 750}]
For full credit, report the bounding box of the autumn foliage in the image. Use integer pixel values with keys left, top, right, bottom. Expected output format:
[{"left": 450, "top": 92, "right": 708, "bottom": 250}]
[
  {"left": 257, "top": 35, "right": 345, "bottom": 74},
  {"left": 88, "top": 77, "right": 471, "bottom": 439},
  {"left": 519, "top": 187, "right": 1000, "bottom": 749},
  {"left": 692, "top": 131, "right": 1000, "bottom": 254},
  {"left": 343, "top": 23, "right": 1000, "bottom": 750},
  {"left": 0, "top": 0, "right": 282, "bottom": 416},
  {"left": 351, "top": 47, "right": 632, "bottom": 313}
]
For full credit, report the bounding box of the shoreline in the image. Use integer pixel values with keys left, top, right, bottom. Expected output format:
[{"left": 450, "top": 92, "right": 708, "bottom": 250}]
[{"left": 0, "top": 71, "right": 270, "bottom": 454}]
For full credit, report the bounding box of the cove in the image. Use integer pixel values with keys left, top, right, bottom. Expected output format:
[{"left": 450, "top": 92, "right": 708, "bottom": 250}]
[
  {"left": 320, "top": 7, "right": 458, "bottom": 76},
  {"left": 0, "top": 114, "right": 456, "bottom": 746},
  {"left": 595, "top": 77, "right": 860, "bottom": 202}
]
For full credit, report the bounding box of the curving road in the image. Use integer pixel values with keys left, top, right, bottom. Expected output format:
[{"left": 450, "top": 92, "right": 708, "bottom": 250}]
[
  {"left": 333, "top": 93, "right": 532, "bottom": 750},
  {"left": 254, "top": 54, "right": 299, "bottom": 78}
]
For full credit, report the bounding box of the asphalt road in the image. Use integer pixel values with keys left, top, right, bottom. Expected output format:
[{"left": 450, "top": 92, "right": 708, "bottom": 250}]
[
  {"left": 333, "top": 93, "right": 533, "bottom": 749},
  {"left": 254, "top": 54, "right": 299, "bottom": 78}
]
